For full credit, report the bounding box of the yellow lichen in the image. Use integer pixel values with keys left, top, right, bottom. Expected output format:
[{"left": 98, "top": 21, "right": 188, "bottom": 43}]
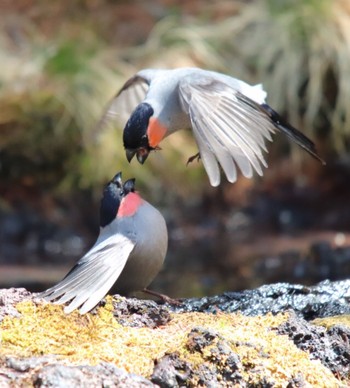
[
  {"left": 312, "top": 314, "right": 350, "bottom": 330},
  {"left": 0, "top": 297, "right": 343, "bottom": 386}
]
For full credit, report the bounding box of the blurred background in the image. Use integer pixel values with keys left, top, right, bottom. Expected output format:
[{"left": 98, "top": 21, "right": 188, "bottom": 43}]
[{"left": 1, "top": 0, "right": 350, "bottom": 299}]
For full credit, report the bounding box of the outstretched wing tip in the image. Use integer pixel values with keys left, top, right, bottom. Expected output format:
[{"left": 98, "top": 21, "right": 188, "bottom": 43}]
[
  {"left": 179, "top": 76, "right": 275, "bottom": 186},
  {"left": 210, "top": 178, "right": 220, "bottom": 187},
  {"left": 95, "top": 74, "right": 150, "bottom": 133},
  {"left": 63, "top": 305, "right": 74, "bottom": 314},
  {"left": 39, "top": 233, "right": 134, "bottom": 314}
]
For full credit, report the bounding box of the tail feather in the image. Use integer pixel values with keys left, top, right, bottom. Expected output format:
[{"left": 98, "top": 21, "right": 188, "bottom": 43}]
[{"left": 261, "top": 103, "right": 326, "bottom": 165}]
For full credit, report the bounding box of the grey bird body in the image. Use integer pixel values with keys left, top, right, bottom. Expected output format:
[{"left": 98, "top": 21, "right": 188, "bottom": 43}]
[
  {"left": 40, "top": 173, "right": 168, "bottom": 314},
  {"left": 110, "top": 201, "right": 167, "bottom": 295},
  {"left": 99, "top": 67, "right": 324, "bottom": 187}
]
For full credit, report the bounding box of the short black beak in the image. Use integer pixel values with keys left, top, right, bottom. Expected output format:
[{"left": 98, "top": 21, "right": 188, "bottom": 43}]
[
  {"left": 126, "top": 149, "right": 136, "bottom": 163},
  {"left": 136, "top": 149, "right": 149, "bottom": 164},
  {"left": 112, "top": 171, "right": 123, "bottom": 186}
]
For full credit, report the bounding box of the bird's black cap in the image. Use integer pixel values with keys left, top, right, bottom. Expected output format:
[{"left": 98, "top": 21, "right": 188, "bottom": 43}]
[
  {"left": 123, "top": 103, "right": 154, "bottom": 150},
  {"left": 99, "top": 172, "right": 137, "bottom": 227}
]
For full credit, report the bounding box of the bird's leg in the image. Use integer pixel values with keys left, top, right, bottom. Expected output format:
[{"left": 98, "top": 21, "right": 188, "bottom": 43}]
[
  {"left": 186, "top": 152, "right": 201, "bottom": 166},
  {"left": 142, "top": 288, "right": 182, "bottom": 305}
]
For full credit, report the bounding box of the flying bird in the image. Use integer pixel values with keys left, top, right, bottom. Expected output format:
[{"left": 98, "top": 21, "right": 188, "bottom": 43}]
[
  {"left": 40, "top": 172, "right": 168, "bottom": 314},
  {"left": 98, "top": 67, "right": 325, "bottom": 187}
]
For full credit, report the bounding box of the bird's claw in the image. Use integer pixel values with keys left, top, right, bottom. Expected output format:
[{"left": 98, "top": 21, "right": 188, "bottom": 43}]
[
  {"left": 186, "top": 153, "right": 201, "bottom": 166},
  {"left": 142, "top": 288, "right": 182, "bottom": 305}
]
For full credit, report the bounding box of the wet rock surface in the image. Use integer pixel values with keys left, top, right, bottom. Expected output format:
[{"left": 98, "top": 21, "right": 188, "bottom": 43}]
[
  {"left": 170, "top": 279, "right": 350, "bottom": 319},
  {"left": 1, "top": 282, "right": 350, "bottom": 386}
]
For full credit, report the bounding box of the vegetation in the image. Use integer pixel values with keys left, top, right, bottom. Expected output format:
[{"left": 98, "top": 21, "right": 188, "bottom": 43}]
[
  {"left": 232, "top": 0, "right": 350, "bottom": 150},
  {"left": 1, "top": 0, "right": 349, "bottom": 197},
  {"left": 0, "top": 298, "right": 341, "bottom": 385}
]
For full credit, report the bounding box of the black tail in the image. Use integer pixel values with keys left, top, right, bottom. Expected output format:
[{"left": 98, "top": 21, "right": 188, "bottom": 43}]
[{"left": 261, "top": 103, "right": 325, "bottom": 165}]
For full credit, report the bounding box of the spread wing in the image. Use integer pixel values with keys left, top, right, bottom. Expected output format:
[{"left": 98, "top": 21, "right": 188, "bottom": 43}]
[
  {"left": 179, "top": 76, "right": 276, "bottom": 187},
  {"left": 40, "top": 233, "right": 135, "bottom": 314},
  {"left": 96, "top": 75, "right": 150, "bottom": 131}
]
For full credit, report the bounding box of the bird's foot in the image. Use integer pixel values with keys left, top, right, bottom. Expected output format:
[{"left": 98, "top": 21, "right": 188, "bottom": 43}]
[
  {"left": 186, "top": 152, "right": 201, "bottom": 166},
  {"left": 142, "top": 288, "right": 182, "bottom": 305}
]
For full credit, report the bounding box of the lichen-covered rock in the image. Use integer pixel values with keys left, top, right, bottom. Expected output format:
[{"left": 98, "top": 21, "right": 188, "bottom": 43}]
[
  {"left": 276, "top": 313, "right": 350, "bottom": 380},
  {"left": 0, "top": 283, "right": 349, "bottom": 387},
  {"left": 0, "top": 288, "right": 32, "bottom": 323}
]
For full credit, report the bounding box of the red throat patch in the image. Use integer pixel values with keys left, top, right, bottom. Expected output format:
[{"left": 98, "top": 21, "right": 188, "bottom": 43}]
[
  {"left": 118, "top": 192, "right": 143, "bottom": 217},
  {"left": 147, "top": 117, "right": 167, "bottom": 148}
]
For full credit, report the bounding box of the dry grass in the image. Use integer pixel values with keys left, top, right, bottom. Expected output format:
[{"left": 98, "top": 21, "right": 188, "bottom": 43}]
[{"left": 233, "top": 0, "right": 350, "bottom": 150}]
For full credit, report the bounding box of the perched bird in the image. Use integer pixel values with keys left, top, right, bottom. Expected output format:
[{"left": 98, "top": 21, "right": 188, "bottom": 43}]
[
  {"left": 98, "top": 67, "right": 325, "bottom": 187},
  {"left": 40, "top": 172, "right": 168, "bottom": 314}
]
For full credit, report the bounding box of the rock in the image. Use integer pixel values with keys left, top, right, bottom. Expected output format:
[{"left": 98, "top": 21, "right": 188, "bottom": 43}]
[
  {"left": 1, "top": 282, "right": 349, "bottom": 386},
  {"left": 170, "top": 279, "right": 350, "bottom": 319},
  {"left": 0, "top": 288, "right": 32, "bottom": 323},
  {"left": 151, "top": 328, "right": 244, "bottom": 388},
  {"left": 111, "top": 297, "right": 171, "bottom": 328},
  {"left": 1, "top": 357, "right": 155, "bottom": 387},
  {"left": 276, "top": 313, "right": 350, "bottom": 380},
  {"left": 151, "top": 353, "right": 191, "bottom": 387},
  {"left": 34, "top": 363, "right": 155, "bottom": 388}
]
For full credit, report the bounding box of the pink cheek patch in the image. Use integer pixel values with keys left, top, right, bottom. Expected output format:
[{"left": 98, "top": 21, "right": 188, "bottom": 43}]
[{"left": 118, "top": 192, "right": 143, "bottom": 217}]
